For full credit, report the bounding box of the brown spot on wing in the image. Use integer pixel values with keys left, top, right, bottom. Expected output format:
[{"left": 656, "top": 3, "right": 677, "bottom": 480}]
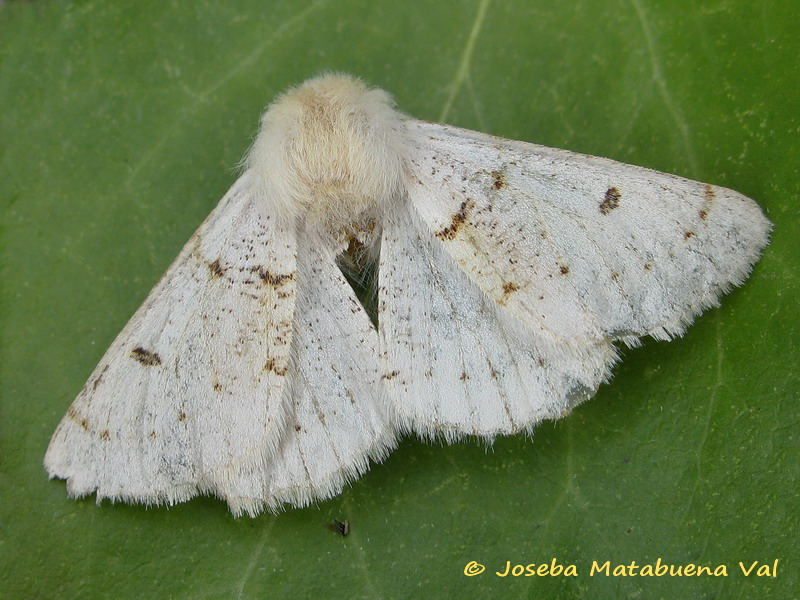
[
  {"left": 67, "top": 407, "right": 112, "bottom": 440},
  {"left": 91, "top": 364, "right": 110, "bottom": 390},
  {"left": 264, "top": 357, "right": 288, "bottom": 376},
  {"left": 498, "top": 281, "right": 520, "bottom": 305},
  {"left": 559, "top": 264, "right": 570, "bottom": 275},
  {"left": 435, "top": 199, "right": 475, "bottom": 240},
  {"left": 381, "top": 370, "right": 400, "bottom": 380},
  {"left": 700, "top": 184, "right": 715, "bottom": 220},
  {"left": 490, "top": 170, "right": 506, "bottom": 190},
  {"left": 67, "top": 406, "right": 91, "bottom": 431},
  {"left": 600, "top": 187, "right": 621, "bottom": 214},
  {"left": 131, "top": 347, "right": 161, "bottom": 366},
  {"left": 178, "top": 411, "right": 188, "bottom": 422},
  {"left": 486, "top": 359, "right": 499, "bottom": 379},
  {"left": 207, "top": 259, "right": 226, "bottom": 278},
  {"left": 684, "top": 231, "right": 695, "bottom": 240},
  {"left": 250, "top": 267, "right": 295, "bottom": 288}
]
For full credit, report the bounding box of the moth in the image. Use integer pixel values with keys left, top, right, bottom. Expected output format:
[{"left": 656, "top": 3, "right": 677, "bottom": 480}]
[{"left": 45, "top": 73, "right": 771, "bottom": 516}]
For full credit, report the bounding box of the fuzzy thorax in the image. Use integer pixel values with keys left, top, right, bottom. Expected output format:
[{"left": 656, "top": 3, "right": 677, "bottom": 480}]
[{"left": 247, "top": 74, "right": 408, "bottom": 240}]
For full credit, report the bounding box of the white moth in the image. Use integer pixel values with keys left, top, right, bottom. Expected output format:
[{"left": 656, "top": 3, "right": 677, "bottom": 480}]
[{"left": 44, "top": 73, "right": 771, "bottom": 517}]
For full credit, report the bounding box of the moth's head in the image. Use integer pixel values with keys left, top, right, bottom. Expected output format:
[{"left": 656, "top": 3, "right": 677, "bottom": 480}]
[{"left": 247, "top": 73, "right": 408, "bottom": 235}]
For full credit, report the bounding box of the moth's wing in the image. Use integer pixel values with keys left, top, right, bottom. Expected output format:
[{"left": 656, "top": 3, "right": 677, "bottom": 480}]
[
  {"left": 404, "top": 121, "right": 771, "bottom": 345},
  {"left": 243, "top": 236, "right": 395, "bottom": 514},
  {"left": 45, "top": 174, "right": 298, "bottom": 510},
  {"left": 379, "top": 120, "right": 771, "bottom": 439},
  {"left": 379, "top": 198, "right": 617, "bottom": 439}
]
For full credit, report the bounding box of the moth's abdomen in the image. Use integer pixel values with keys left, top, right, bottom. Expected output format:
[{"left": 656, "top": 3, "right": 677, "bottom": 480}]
[{"left": 247, "top": 73, "right": 408, "bottom": 235}]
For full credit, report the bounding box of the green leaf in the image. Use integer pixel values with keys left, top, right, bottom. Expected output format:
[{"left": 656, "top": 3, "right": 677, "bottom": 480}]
[{"left": 1, "top": 0, "right": 796, "bottom": 598}]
